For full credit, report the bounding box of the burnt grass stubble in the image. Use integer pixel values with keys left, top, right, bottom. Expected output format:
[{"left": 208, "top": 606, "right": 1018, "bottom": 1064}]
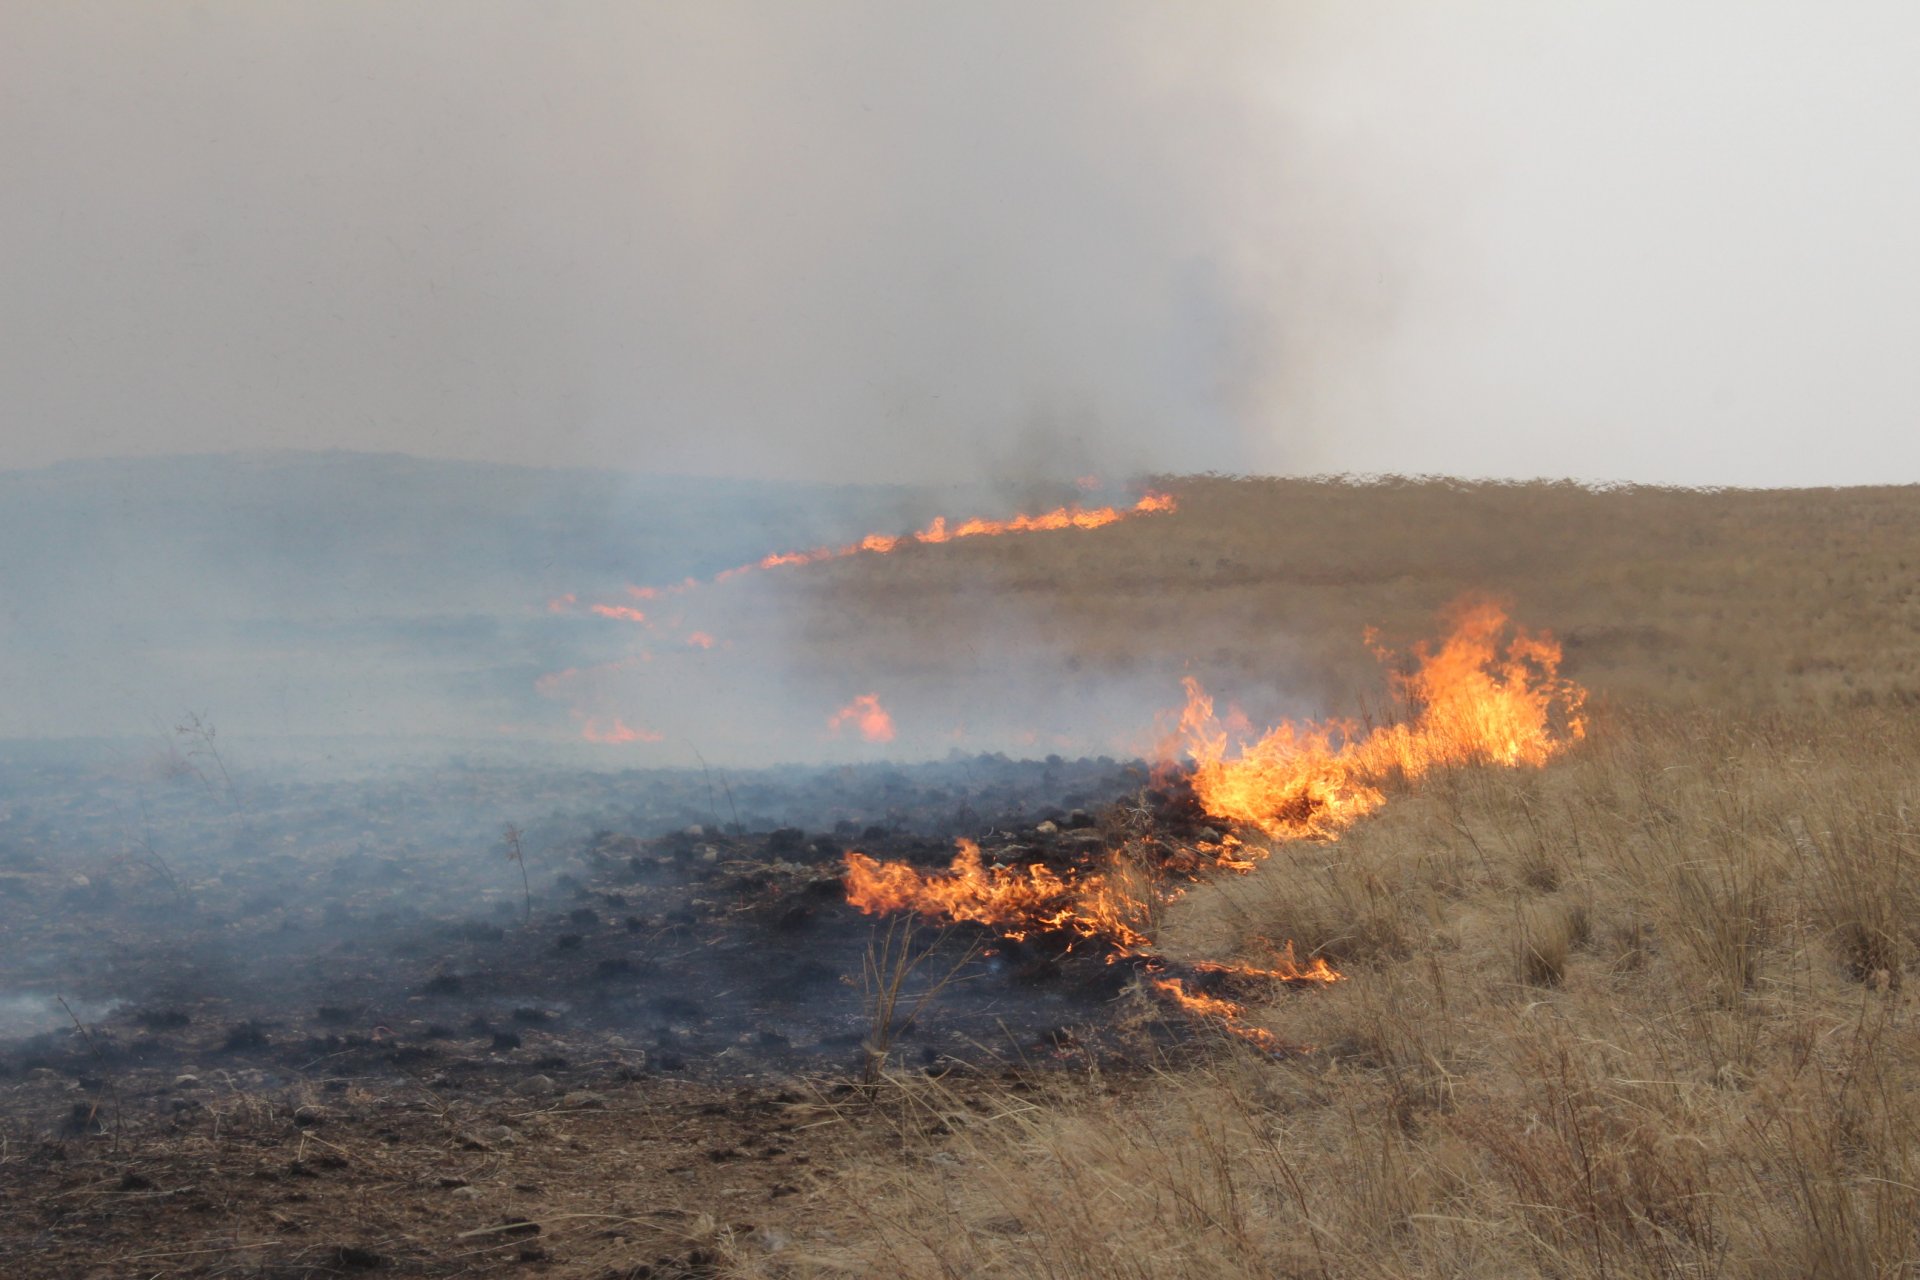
[{"left": 0, "top": 754, "right": 1299, "bottom": 1276}]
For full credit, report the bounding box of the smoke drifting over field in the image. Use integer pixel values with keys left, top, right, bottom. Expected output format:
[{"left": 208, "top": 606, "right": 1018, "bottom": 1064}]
[{"left": 8, "top": 4, "right": 1917, "bottom": 486}]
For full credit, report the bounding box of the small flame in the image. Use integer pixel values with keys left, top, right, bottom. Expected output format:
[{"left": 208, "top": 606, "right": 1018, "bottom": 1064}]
[
  {"left": 843, "top": 839, "right": 1151, "bottom": 953},
  {"left": 1190, "top": 944, "right": 1343, "bottom": 985},
  {"left": 1150, "top": 978, "right": 1287, "bottom": 1053},
  {"left": 560, "top": 492, "right": 1176, "bottom": 623},
  {"left": 829, "top": 693, "right": 896, "bottom": 743},
  {"left": 576, "top": 715, "right": 664, "bottom": 744},
  {"left": 750, "top": 493, "right": 1173, "bottom": 564}
]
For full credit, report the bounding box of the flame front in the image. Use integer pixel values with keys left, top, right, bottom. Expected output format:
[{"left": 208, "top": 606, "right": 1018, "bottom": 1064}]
[
  {"left": 1178, "top": 601, "right": 1586, "bottom": 839},
  {"left": 565, "top": 491, "right": 1178, "bottom": 605},
  {"left": 838, "top": 603, "right": 1583, "bottom": 1053}
]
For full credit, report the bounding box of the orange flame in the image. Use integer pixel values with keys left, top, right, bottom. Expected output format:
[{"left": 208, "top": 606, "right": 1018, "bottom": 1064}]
[
  {"left": 576, "top": 715, "right": 664, "bottom": 744},
  {"left": 1190, "top": 944, "right": 1343, "bottom": 985},
  {"left": 1150, "top": 978, "right": 1287, "bottom": 1053},
  {"left": 562, "top": 492, "right": 1175, "bottom": 621},
  {"left": 715, "top": 493, "right": 1172, "bottom": 585},
  {"left": 828, "top": 693, "right": 896, "bottom": 743},
  {"left": 839, "top": 604, "right": 1576, "bottom": 1051},
  {"left": 1177, "top": 601, "right": 1586, "bottom": 840},
  {"left": 843, "top": 839, "right": 1151, "bottom": 953}
]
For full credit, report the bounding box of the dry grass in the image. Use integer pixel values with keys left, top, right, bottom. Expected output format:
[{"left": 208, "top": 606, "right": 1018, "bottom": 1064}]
[{"left": 731, "top": 477, "right": 1920, "bottom": 1278}]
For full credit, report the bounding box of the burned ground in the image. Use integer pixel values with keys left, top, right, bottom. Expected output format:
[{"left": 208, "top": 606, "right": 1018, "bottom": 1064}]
[{"left": 0, "top": 751, "right": 1262, "bottom": 1277}]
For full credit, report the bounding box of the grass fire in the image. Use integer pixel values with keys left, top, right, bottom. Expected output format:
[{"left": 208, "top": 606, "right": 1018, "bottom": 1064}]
[
  {"left": 7, "top": 4, "right": 1920, "bottom": 1275},
  {"left": 10, "top": 466, "right": 1920, "bottom": 1279}
]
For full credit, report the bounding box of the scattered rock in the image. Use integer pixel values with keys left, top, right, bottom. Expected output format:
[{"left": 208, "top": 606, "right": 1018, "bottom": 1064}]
[
  {"left": 515, "top": 1075, "right": 556, "bottom": 1097},
  {"left": 327, "top": 1244, "right": 387, "bottom": 1270},
  {"left": 222, "top": 1021, "right": 270, "bottom": 1052},
  {"left": 559, "top": 1090, "right": 604, "bottom": 1109}
]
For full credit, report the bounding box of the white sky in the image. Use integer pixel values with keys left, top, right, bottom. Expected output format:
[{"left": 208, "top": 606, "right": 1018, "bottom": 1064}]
[{"left": 4, "top": 2, "right": 1918, "bottom": 486}]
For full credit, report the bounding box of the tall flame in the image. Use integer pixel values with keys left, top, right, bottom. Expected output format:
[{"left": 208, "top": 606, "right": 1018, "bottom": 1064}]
[{"left": 1177, "top": 601, "right": 1586, "bottom": 839}]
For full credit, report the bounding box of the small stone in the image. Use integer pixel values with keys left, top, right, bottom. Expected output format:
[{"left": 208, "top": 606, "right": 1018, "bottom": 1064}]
[
  {"left": 1034, "top": 821, "right": 1059, "bottom": 836},
  {"left": 451, "top": 1185, "right": 483, "bottom": 1198},
  {"left": 25, "top": 1067, "right": 60, "bottom": 1083},
  {"left": 292, "top": 1105, "right": 330, "bottom": 1128},
  {"left": 514, "top": 1074, "right": 556, "bottom": 1097},
  {"left": 1197, "top": 827, "right": 1222, "bottom": 843},
  {"left": 700, "top": 847, "right": 719, "bottom": 863}
]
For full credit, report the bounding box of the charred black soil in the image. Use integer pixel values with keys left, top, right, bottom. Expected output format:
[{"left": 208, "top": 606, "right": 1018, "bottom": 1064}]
[{"left": 0, "top": 750, "right": 1264, "bottom": 1278}]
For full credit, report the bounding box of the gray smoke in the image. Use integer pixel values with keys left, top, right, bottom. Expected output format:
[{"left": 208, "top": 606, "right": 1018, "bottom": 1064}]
[{"left": 9, "top": 3, "right": 1916, "bottom": 485}]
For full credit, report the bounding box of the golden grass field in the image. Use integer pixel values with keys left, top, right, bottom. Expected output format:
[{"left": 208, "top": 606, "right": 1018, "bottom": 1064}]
[{"left": 744, "top": 475, "right": 1920, "bottom": 1278}]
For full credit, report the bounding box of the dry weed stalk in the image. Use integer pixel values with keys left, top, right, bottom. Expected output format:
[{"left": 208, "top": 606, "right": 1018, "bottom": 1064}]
[
  {"left": 502, "top": 822, "right": 532, "bottom": 924},
  {"left": 858, "top": 918, "right": 976, "bottom": 1086}
]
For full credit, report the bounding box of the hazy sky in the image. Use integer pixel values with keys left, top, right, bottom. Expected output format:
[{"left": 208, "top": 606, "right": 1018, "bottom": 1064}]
[{"left": 4, "top": 3, "right": 1918, "bottom": 486}]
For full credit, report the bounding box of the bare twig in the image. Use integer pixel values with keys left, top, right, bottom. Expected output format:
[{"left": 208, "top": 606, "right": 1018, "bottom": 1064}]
[{"left": 503, "top": 823, "right": 532, "bottom": 924}]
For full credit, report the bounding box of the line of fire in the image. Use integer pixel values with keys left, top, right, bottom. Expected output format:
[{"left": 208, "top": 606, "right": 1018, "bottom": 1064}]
[{"left": 550, "top": 498, "right": 1587, "bottom": 1055}]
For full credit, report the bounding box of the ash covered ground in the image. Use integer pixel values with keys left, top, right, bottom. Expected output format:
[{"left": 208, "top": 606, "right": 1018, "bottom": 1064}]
[
  {"left": 0, "top": 748, "right": 1178, "bottom": 1078},
  {"left": 0, "top": 748, "right": 1251, "bottom": 1276}
]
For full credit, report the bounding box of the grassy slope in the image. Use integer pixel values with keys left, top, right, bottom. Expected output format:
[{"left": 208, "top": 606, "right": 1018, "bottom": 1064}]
[{"left": 765, "top": 476, "right": 1920, "bottom": 1279}]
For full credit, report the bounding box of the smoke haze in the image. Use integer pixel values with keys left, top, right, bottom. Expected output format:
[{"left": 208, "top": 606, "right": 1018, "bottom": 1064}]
[{"left": 6, "top": 3, "right": 1917, "bottom": 486}]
